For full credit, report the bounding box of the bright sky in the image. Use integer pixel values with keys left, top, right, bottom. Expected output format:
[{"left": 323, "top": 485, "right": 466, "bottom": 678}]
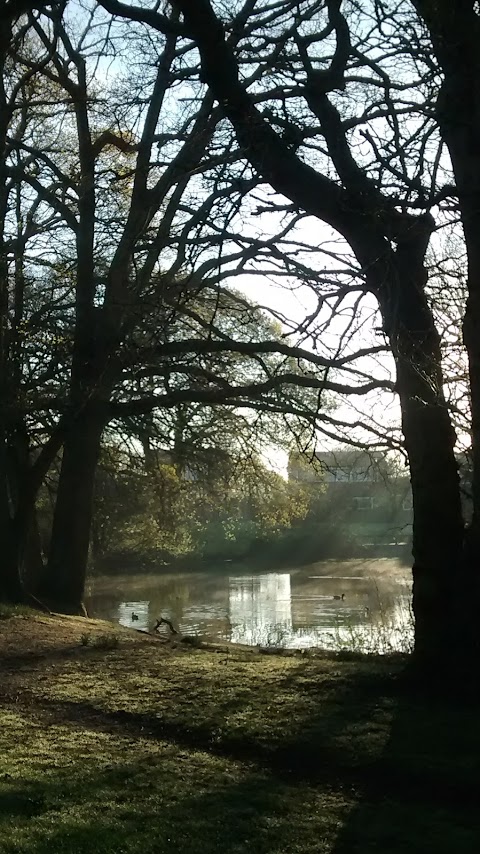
[{"left": 229, "top": 198, "right": 402, "bottom": 476}]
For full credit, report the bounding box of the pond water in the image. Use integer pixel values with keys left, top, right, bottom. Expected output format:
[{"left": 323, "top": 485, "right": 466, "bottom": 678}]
[{"left": 85, "top": 557, "right": 413, "bottom": 654}]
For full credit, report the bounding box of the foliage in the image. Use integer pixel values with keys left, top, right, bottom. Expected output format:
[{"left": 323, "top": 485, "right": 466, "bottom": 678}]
[
  {"left": 92, "top": 457, "right": 193, "bottom": 562},
  {"left": 90, "top": 443, "right": 317, "bottom": 565},
  {"left": 88, "top": 439, "right": 412, "bottom": 568}
]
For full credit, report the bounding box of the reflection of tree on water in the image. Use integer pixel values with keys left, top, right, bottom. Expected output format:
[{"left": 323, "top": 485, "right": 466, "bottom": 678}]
[
  {"left": 116, "top": 581, "right": 191, "bottom": 634},
  {"left": 326, "top": 593, "right": 413, "bottom": 654},
  {"left": 157, "top": 581, "right": 190, "bottom": 628},
  {"left": 87, "top": 560, "right": 412, "bottom": 652},
  {"left": 229, "top": 574, "right": 292, "bottom": 646}
]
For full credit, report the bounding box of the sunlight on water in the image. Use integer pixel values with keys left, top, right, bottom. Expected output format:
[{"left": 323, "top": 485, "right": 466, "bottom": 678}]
[
  {"left": 117, "top": 601, "right": 150, "bottom": 632},
  {"left": 227, "top": 573, "right": 413, "bottom": 653},
  {"left": 86, "top": 558, "right": 413, "bottom": 654}
]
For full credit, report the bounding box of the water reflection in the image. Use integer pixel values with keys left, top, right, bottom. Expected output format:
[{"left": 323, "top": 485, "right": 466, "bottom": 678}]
[
  {"left": 229, "top": 574, "right": 292, "bottom": 646},
  {"left": 86, "top": 558, "right": 413, "bottom": 653}
]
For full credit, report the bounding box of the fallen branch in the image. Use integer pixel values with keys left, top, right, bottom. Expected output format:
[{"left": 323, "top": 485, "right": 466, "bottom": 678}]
[{"left": 153, "top": 616, "right": 178, "bottom": 635}]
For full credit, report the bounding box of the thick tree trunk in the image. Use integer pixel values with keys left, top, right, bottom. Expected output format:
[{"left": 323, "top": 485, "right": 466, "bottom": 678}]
[
  {"left": 0, "top": 433, "right": 30, "bottom": 602},
  {"left": 0, "top": 499, "right": 38, "bottom": 604},
  {"left": 0, "top": 513, "right": 45, "bottom": 603},
  {"left": 436, "top": 84, "right": 480, "bottom": 562},
  {"left": 437, "top": 123, "right": 480, "bottom": 561},
  {"left": 0, "top": 513, "right": 24, "bottom": 602},
  {"left": 0, "top": 422, "right": 67, "bottom": 604},
  {"left": 44, "top": 409, "right": 104, "bottom": 614},
  {"left": 395, "top": 327, "right": 464, "bottom": 661},
  {"left": 413, "top": 0, "right": 480, "bottom": 576},
  {"left": 377, "top": 241, "right": 465, "bottom": 666}
]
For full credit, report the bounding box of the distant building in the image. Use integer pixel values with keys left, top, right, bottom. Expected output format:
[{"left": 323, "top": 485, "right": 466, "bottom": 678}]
[
  {"left": 289, "top": 448, "right": 412, "bottom": 550},
  {"left": 290, "top": 449, "right": 389, "bottom": 482}
]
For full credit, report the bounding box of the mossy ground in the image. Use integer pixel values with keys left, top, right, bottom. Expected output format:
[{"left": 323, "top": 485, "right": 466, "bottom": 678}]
[{"left": 0, "top": 613, "right": 478, "bottom": 853}]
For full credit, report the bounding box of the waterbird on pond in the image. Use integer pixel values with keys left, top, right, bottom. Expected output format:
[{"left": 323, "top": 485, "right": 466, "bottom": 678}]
[
  {"left": 333, "top": 594, "right": 345, "bottom": 601},
  {"left": 131, "top": 612, "right": 139, "bottom": 621}
]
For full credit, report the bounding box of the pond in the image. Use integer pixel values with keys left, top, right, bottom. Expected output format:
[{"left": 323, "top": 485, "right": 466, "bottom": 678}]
[{"left": 85, "top": 557, "right": 413, "bottom": 654}]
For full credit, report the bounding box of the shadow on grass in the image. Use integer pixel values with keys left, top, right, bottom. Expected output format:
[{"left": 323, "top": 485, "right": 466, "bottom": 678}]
[
  {"left": 0, "top": 750, "right": 347, "bottom": 853},
  {"left": 2, "top": 655, "right": 479, "bottom": 853},
  {"left": 331, "top": 681, "right": 480, "bottom": 854},
  {"left": 2, "top": 659, "right": 402, "bottom": 793},
  {"left": 0, "top": 766, "right": 345, "bottom": 854},
  {"left": 0, "top": 642, "right": 124, "bottom": 670}
]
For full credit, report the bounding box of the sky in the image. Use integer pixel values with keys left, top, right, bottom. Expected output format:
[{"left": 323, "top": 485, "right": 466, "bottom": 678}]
[{"left": 229, "top": 199, "right": 402, "bottom": 476}]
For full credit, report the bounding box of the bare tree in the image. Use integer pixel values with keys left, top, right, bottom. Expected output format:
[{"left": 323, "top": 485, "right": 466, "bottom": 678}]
[
  {"left": 1, "top": 3, "right": 394, "bottom": 611},
  {"left": 92, "top": 0, "right": 475, "bottom": 671}
]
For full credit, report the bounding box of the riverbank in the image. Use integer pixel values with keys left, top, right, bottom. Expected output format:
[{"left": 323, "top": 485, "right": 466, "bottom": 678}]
[{"left": 0, "top": 611, "right": 478, "bottom": 853}]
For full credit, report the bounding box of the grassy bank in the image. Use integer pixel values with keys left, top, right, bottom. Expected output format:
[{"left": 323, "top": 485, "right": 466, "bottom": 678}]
[{"left": 0, "top": 612, "right": 478, "bottom": 853}]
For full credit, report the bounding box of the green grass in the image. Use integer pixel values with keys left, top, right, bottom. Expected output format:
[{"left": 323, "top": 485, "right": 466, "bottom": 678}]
[
  {"left": 0, "top": 713, "right": 348, "bottom": 854},
  {"left": 0, "top": 615, "right": 479, "bottom": 853}
]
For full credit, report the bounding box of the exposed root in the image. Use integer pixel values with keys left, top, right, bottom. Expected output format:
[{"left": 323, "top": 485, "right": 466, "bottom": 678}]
[{"left": 153, "top": 616, "right": 178, "bottom": 635}]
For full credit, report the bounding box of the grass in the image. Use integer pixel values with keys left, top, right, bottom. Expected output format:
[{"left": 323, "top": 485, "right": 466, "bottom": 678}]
[
  {"left": 0, "top": 612, "right": 479, "bottom": 853},
  {"left": 79, "top": 632, "right": 120, "bottom": 650},
  {"left": 0, "top": 603, "right": 39, "bottom": 620}
]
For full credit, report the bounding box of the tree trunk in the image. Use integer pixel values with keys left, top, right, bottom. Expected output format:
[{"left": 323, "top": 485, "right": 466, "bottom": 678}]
[
  {"left": 413, "top": 0, "right": 480, "bottom": 585},
  {"left": 377, "top": 240, "right": 465, "bottom": 667},
  {"left": 44, "top": 409, "right": 104, "bottom": 614},
  {"left": 21, "top": 507, "right": 46, "bottom": 595},
  {"left": 0, "top": 513, "right": 24, "bottom": 602},
  {"left": 0, "top": 431, "right": 31, "bottom": 602},
  {"left": 437, "top": 112, "right": 480, "bottom": 561},
  {"left": 0, "top": 512, "right": 47, "bottom": 604},
  {"left": 0, "top": 421, "right": 68, "bottom": 605}
]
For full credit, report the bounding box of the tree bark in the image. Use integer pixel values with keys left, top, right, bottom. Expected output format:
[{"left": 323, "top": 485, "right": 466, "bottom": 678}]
[
  {"left": 0, "top": 514, "right": 24, "bottom": 602},
  {"left": 412, "top": 0, "right": 480, "bottom": 568},
  {"left": 438, "top": 76, "right": 480, "bottom": 561},
  {"left": 0, "top": 511, "right": 43, "bottom": 603},
  {"left": 21, "top": 506, "right": 46, "bottom": 594},
  {"left": 0, "top": 431, "right": 32, "bottom": 603},
  {"left": 378, "top": 242, "right": 465, "bottom": 663},
  {"left": 44, "top": 408, "right": 104, "bottom": 614}
]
